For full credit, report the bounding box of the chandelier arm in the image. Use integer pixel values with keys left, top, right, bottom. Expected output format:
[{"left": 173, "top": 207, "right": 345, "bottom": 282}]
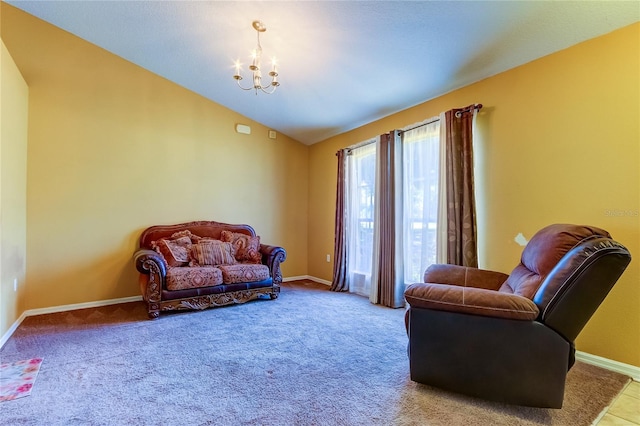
[
  {"left": 236, "top": 79, "right": 254, "bottom": 91},
  {"left": 259, "top": 85, "right": 277, "bottom": 95}
]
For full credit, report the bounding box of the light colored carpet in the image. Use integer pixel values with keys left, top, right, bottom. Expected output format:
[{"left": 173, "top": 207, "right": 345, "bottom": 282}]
[{"left": 0, "top": 280, "right": 630, "bottom": 425}]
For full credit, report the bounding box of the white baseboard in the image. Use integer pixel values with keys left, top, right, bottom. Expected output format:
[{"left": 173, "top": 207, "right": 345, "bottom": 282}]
[
  {"left": 282, "top": 275, "right": 308, "bottom": 282},
  {"left": 0, "top": 311, "right": 28, "bottom": 350},
  {"left": 283, "top": 275, "right": 331, "bottom": 286},
  {"left": 576, "top": 350, "right": 640, "bottom": 381}
]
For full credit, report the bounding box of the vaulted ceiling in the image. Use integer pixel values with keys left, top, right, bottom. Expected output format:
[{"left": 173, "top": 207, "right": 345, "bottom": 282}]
[{"left": 6, "top": 1, "right": 639, "bottom": 145}]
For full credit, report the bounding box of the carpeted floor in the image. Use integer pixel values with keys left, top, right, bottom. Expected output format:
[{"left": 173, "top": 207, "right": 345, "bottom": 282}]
[{"left": 0, "top": 280, "right": 630, "bottom": 425}]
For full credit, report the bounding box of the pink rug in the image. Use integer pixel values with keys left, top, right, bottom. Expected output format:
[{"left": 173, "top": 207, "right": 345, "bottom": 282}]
[{"left": 0, "top": 358, "right": 43, "bottom": 402}]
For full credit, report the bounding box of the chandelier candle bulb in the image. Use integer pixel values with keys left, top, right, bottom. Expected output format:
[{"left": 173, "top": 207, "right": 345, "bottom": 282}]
[{"left": 250, "top": 50, "right": 258, "bottom": 71}]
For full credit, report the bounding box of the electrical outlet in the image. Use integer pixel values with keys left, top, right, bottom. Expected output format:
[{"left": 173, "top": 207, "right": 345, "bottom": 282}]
[
  {"left": 326, "top": 254, "right": 331, "bottom": 263},
  {"left": 13, "top": 278, "right": 18, "bottom": 292}
]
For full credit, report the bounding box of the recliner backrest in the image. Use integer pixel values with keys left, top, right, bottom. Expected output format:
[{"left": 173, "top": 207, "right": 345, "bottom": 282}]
[
  {"left": 532, "top": 236, "right": 631, "bottom": 341},
  {"left": 499, "top": 224, "right": 611, "bottom": 298},
  {"left": 499, "top": 224, "right": 630, "bottom": 342}
]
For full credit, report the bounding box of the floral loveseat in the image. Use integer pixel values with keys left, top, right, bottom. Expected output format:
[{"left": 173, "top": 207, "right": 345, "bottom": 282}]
[{"left": 134, "top": 221, "right": 286, "bottom": 318}]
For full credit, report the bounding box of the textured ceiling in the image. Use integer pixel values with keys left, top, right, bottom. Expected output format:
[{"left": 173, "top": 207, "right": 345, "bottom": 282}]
[{"left": 6, "top": 1, "right": 640, "bottom": 145}]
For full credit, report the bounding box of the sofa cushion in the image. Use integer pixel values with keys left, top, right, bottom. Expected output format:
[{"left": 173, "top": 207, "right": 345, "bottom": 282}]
[
  {"left": 190, "top": 240, "right": 237, "bottom": 266},
  {"left": 166, "top": 266, "right": 223, "bottom": 291},
  {"left": 218, "top": 264, "right": 270, "bottom": 284},
  {"left": 152, "top": 237, "right": 191, "bottom": 267},
  {"left": 220, "top": 230, "right": 262, "bottom": 264}
]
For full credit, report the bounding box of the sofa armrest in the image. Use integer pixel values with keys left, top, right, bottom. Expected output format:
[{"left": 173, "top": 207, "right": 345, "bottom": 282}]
[
  {"left": 134, "top": 249, "right": 166, "bottom": 318},
  {"left": 135, "top": 249, "right": 167, "bottom": 276},
  {"left": 405, "top": 282, "right": 539, "bottom": 321},
  {"left": 260, "top": 244, "right": 287, "bottom": 285},
  {"left": 423, "top": 264, "right": 509, "bottom": 291}
]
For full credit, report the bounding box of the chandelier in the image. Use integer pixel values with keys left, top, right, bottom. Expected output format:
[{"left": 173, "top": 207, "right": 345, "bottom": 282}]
[{"left": 233, "top": 20, "right": 280, "bottom": 94}]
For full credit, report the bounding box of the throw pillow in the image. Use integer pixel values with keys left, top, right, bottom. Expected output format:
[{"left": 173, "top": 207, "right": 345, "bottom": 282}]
[
  {"left": 170, "top": 230, "right": 193, "bottom": 240},
  {"left": 152, "top": 238, "right": 190, "bottom": 267},
  {"left": 170, "top": 229, "right": 202, "bottom": 244},
  {"left": 190, "top": 240, "right": 237, "bottom": 266},
  {"left": 220, "top": 230, "right": 262, "bottom": 264},
  {"left": 170, "top": 235, "right": 193, "bottom": 248}
]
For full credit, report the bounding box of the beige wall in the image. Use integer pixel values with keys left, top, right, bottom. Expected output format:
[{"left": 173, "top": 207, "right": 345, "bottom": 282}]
[
  {"left": 0, "top": 5, "right": 309, "bottom": 315},
  {"left": 0, "top": 40, "right": 29, "bottom": 337},
  {"left": 308, "top": 23, "right": 640, "bottom": 367}
]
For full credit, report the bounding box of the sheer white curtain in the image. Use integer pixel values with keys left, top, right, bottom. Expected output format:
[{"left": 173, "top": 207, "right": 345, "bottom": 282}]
[
  {"left": 402, "top": 118, "right": 442, "bottom": 284},
  {"left": 345, "top": 143, "right": 377, "bottom": 297}
]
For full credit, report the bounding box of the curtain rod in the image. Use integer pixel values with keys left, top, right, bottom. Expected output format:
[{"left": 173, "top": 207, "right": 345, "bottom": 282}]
[
  {"left": 401, "top": 116, "right": 440, "bottom": 134},
  {"left": 342, "top": 137, "right": 376, "bottom": 155},
  {"left": 401, "top": 103, "right": 483, "bottom": 134},
  {"left": 336, "top": 103, "right": 482, "bottom": 156}
]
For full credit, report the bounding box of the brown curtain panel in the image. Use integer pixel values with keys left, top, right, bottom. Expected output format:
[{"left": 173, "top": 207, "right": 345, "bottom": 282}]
[
  {"left": 373, "top": 131, "right": 405, "bottom": 308},
  {"left": 330, "top": 149, "right": 348, "bottom": 291},
  {"left": 445, "top": 106, "right": 478, "bottom": 267}
]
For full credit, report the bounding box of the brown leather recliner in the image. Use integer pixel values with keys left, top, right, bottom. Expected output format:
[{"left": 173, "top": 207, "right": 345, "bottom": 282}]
[{"left": 403, "top": 224, "right": 631, "bottom": 408}]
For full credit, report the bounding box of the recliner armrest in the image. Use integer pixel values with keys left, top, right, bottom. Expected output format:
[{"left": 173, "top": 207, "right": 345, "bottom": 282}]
[
  {"left": 405, "top": 282, "right": 539, "bottom": 320},
  {"left": 423, "top": 264, "right": 509, "bottom": 291}
]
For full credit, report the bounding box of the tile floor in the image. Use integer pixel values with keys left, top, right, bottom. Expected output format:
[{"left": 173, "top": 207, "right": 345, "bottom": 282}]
[{"left": 596, "top": 381, "right": 640, "bottom": 425}]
